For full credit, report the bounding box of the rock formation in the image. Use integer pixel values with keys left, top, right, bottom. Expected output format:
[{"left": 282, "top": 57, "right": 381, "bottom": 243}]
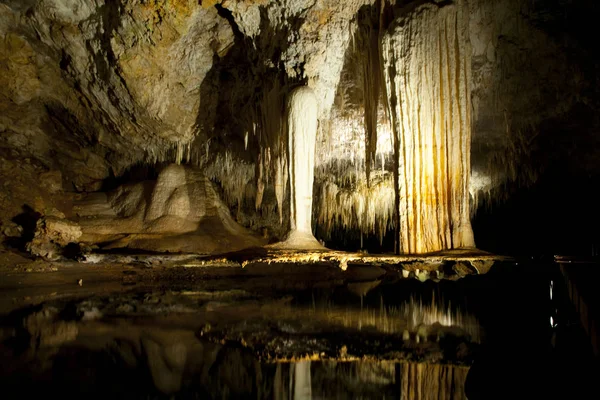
[
  {"left": 27, "top": 216, "right": 82, "bottom": 260},
  {"left": 0, "top": 0, "right": 597, "bottom": 256},
  {"left": 75, "top": 164, "right": 264, "bottom": 254},
  {"left": 273, "top": 85, "right": 323, "bottom": 249},
  {"left": 382, "top": 0, "right": 475, "bottom": 253}
]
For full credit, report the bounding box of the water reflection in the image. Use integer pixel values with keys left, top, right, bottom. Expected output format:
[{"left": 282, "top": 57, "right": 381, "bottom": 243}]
[
  {"left": 274, "top": 361, "right": 468, "bottom": 400},
  {"left": 0, "top": 285, "right": 478, "bottom": 399},
  {"left": 1, "top": 262, "right": 590, "bottom": 399},
  {"left": 0, "top": 332, "right": 469, "bottom": 399}
]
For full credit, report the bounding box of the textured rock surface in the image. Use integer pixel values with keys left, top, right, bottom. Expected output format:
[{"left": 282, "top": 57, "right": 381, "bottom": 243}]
[
  {"left": 0, "top": 0, "right": 372, "bottom": 245},
  {"left": 382, "top": 0, "right": 475, "bottom": 253},
  {"left": 220, "top": 0, "right": 371, "bottom": 121},
  {"left": 0, "top": 0, "right": 233, "bottom": 201},
  {"left": 0, "top": 0, "right": 598, "bottom": 255},
  {"left": 75, "top": 164, "right": 265, "bottom": 253},
  {"left": 27, "top": 216, "right": 82, "bottom": 260}
]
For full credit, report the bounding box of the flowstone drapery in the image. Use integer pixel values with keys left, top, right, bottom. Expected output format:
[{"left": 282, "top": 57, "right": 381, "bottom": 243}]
[{"left": 382, "top": 0, "right": 475, "bottom": 253}]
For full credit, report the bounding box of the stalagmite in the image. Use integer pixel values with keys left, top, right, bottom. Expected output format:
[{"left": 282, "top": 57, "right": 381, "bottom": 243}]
[
  {"left": 273, "top": 86, "right": 322, "bottom": 249},
  {"left": 382, "top": 0, "right": 475, "bottom": 254}
]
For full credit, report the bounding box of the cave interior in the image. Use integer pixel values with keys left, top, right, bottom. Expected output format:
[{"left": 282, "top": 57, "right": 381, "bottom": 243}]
[{"left": 0, "top": 0, "right": 599, "bottom": 398}]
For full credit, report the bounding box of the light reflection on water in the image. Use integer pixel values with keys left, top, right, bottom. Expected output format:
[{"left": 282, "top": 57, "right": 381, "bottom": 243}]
[
  {"left": 0, "top": 286, "right": 479, "bottom": 399},
  {"left": 274, "top": 361, "right": 468, "bottom": 400},
  {"left": 0, "top": 261, "right": 588, "bottom": 399},
  {"left": 270, "top": 292, "right": 480, "bottom": 343}
]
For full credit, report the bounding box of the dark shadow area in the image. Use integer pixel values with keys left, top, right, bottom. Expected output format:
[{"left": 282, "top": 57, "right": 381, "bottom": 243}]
[
  {"left": 465, "top": 263, "right": 598, "bottom": 399},
  {"left": 99, "top": 162, "right": 165, "bottom": 192},
  {"left": 94, "top": 247, "right": 181, "bottom": 256},
  {"left": 61, "top": 242, "right": 85, "bottom": 260},
  {"left": 473, "top": 158, "right": 600, "bottom": 258},
  {"left": 316, "top": 224, "right": 396, "bottom": 254},
  {"left": 5, "top": 205, "right": 41, "bottom": 250},
  {"left": 469, "top": 0, "right": 600, "bottom": 259},
  {"left": 208, "top": 246, "right": 269, "bottom": 262}
]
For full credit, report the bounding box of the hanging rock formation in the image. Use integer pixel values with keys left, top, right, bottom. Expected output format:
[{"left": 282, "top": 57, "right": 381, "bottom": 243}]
[{"left": 382, "top": 0, "right": 475, "bottom": 254}]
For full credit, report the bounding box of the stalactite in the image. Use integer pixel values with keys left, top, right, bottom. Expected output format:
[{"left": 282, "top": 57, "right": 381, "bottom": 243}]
[
  {"left": 314, "top": 99, "right": 394, "bottom": 245},
  {"left": 315, "top": 107, "right": 364, "bottom": 169},
  {"left": 254, "top": 81, "right": 285, "bottom": 221},
  {"left": 255, "top": 147, "right": 271, "bottom": 211},
  {"left": 142, "top": 139, "right": 196, "bottom": 166},
  {"left": 469, "top": 169, "right": 493, "bottom": 216},
  {"left": 274, "top": 154, "right": 287, "bottom": 225},
  {"left": 315, "top": 6, "right": 396, "bottom": 248},
  {"left": 382, "top": 0, "right": 475, "bottom": 254},
  {"left": 255, "top": 152, "right": 265, "bottom": 211},
  {"left": 204, "top": 151, "right": 255, "bottom": 214},
  {"left": 316, "top": 178, "right": 395, "bottom": 245},
  {"left": 357, "top": 7, "right": 383, "bottom": 187}
]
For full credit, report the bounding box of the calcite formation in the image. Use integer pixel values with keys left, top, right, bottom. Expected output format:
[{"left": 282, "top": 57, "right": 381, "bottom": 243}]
[
  {"left": 273, "top": 86, "right": 322, "bottom": 249},
  {"left": 287, "top": 86, "right": 318, "bottom": 234},
  {"left": 317, "top": 178, "right": 395, "bottom": 245},
  {"left": 382, "top": 0, "right": 475, "bottom": 253},
  {"left": 75, "top": 164, "right": 264, "bottom": 254},
  {"left": 0, "top": 0, "right": 596, "bottom": 256}
]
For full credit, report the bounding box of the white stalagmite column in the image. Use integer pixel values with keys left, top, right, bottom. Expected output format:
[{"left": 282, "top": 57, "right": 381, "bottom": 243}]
[
  {"left": 273, "top": 86, "right": 322, "bottom": 249},
  {"left": 288, "top": 86, "right": 317, "bottom": 234},
  {"left": 382, "top": 0, "right": 475, "bottom": 254}
]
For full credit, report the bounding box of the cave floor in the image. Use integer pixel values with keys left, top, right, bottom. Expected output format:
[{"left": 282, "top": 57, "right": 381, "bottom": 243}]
[{"left": 0, "top": 247, "right": 508, "bottom": 314}]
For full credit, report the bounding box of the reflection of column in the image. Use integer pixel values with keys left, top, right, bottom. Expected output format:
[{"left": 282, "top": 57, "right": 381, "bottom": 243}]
[
  {"left": 274, "top": 363, "right": 285, "bottom": 400},
  {"left": 400, "top": 363, "right": 469, "bottom": 400},
  {"left": 291, "top": 361, "right": 312, "bottom": 400}
]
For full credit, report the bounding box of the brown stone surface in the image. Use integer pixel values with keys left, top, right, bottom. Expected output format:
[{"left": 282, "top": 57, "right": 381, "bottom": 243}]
[{"left": 75, "top": 164, "right": 266, "bottom": 254}]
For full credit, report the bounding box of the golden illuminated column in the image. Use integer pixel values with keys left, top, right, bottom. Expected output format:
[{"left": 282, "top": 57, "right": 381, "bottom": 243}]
[{"left": 382, "top": 0, "right": 475, "bottom": 254}]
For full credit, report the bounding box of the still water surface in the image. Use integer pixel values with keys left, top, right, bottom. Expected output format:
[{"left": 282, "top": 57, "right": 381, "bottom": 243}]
[{"left": 0, "top": 262, "right": 595, "bottom": 399}]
